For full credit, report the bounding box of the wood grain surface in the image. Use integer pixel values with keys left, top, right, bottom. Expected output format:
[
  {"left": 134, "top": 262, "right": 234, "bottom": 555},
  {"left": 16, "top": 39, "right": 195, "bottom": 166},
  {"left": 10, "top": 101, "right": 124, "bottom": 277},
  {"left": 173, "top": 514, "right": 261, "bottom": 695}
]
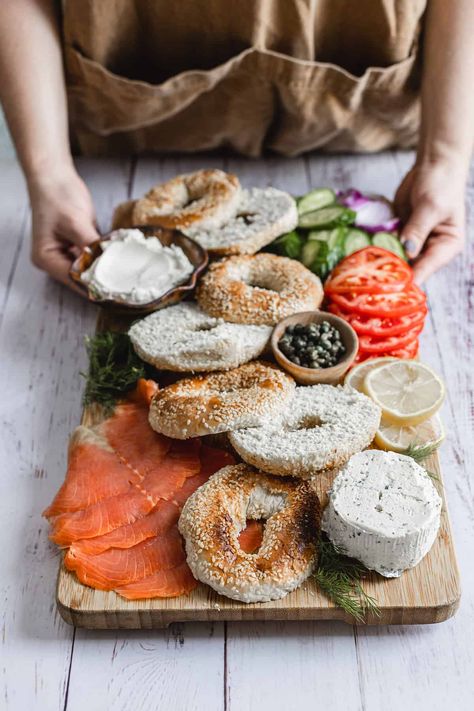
[
  {"left": 1, "top": 152, "right": 473, "bottom": 711},
  {"left": 55, "top": 311, "right": 460, "bottom": 628}
]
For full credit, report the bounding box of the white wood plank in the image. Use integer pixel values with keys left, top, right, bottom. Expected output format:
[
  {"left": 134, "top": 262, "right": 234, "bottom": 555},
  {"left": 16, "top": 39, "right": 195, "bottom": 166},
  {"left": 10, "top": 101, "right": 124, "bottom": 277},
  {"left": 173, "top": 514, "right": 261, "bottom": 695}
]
[
  {"left": 340, "top": 152, "right": 474, "bottom": 711},
  {"left": 65, "top": 156, "right": 226, "bottom": 711},
  {"left": 226, "top": 621, "right": 362, "bottom": 711},
  {"left": 66, "top": 625, "right": 225, "bottom": 711},
  {"left": 0, "top": 218, "right": 94, "bottom": 711},
  {"left": 0, "top": 159, "right": 29, "bottom": 326},
  {"left": 222, "top": 155, "right": 362, "bottom": 709}
]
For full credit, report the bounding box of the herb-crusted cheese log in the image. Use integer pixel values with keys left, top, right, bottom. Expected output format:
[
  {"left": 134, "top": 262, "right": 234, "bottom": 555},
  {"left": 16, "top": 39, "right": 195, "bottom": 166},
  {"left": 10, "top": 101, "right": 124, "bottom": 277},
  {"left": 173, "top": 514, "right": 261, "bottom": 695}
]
[{"left": 322, "top": 450, "right": 442, "bottom": 578}]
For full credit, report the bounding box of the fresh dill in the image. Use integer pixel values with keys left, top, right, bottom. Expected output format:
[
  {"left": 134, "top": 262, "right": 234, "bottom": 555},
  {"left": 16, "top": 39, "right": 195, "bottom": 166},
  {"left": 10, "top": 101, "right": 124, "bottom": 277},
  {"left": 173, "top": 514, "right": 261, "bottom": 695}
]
[
  {"left": 81, "top": 331, "right": 147, "bottom": 412},
  {"left": 314, "top": 539, "right": 381, "bottom": 623},
  {"left": 402, "top": 440, "right": 441, "bottom": 481}
]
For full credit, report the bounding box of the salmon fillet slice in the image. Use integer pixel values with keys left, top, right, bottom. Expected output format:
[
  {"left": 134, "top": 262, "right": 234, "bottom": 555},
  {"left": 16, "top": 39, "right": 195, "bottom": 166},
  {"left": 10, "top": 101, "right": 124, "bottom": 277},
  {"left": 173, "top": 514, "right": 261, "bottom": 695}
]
[
  {"left": 70, "top": 500, "right": 180, "bottom": 556},
  {"left": 64, "top": 529, "right": 185, "bottom": 590},
  {"left": 238, "top": 520, "right": 265, "bottom": 554},
  {"left": 139, "top": 438, "right": 201, "bottom": 501},
  {"left": 43, "top": 427, "right": 140, "bottom": 519},
  {"left": 50, "top": 488, "right": 155, "bottom": 547},
  {"left": 172, "top": 445, "right": 235, "bottom": 509},
  {"left": 101, "top": 403, "right": 171, "bottom": 475},
  {"left": 115, "top": 561, "right": 198, "bottom": 600}
]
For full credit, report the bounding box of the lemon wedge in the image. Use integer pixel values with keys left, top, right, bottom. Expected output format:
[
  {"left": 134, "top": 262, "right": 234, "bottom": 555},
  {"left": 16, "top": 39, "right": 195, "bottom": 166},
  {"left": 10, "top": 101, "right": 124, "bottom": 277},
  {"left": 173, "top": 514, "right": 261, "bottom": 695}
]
[
  {"left": 364, "top": 360, "right": 445, "bottom": 425},
  {"left": 374, "top": 413, "right": 445, "bottom": 452},
  {"left": 344, "top": 357, "right": 397, "bottom": 392}
]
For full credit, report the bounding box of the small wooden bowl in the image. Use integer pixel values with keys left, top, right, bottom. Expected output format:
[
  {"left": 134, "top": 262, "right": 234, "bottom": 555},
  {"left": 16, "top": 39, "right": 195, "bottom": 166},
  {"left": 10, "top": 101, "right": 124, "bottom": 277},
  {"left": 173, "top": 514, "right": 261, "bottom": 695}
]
[
  {"left": 271, "top": 311, "right": 359, "bottom": 385},
  {"left": 70, "top": 225, "right": 208, "bottom": 315}
]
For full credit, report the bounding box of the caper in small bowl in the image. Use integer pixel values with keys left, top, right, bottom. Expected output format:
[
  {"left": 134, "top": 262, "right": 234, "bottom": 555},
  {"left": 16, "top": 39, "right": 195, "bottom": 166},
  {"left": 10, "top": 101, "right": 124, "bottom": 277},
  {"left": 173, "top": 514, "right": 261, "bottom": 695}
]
[{"left": 271, "top": 311, "right": 358, "bottom": 385}]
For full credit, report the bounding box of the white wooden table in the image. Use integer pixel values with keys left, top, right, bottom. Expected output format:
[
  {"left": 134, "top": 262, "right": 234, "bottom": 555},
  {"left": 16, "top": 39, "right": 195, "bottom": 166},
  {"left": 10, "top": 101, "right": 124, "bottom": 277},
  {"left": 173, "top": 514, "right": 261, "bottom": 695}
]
[{"left": 1, "top": 152, "right": 473, "bottom": 711}]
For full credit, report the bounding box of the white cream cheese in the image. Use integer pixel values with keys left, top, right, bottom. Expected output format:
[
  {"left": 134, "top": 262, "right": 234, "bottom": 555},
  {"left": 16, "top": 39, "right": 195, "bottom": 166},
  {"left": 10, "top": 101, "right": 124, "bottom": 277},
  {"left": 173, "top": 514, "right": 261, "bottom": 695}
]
[
  {"left": 81, "top": 229, "right": 194, "bottom": 304},
  {"left": 322, "top": 450, "right": 442, "bottom": 578}
]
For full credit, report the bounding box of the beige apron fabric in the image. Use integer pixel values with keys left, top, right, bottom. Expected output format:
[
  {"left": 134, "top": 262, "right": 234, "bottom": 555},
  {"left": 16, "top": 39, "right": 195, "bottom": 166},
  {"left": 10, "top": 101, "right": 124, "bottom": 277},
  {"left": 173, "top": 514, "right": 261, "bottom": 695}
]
[{"left": 62, "top": 0, "right": 426, "bottom": 156}]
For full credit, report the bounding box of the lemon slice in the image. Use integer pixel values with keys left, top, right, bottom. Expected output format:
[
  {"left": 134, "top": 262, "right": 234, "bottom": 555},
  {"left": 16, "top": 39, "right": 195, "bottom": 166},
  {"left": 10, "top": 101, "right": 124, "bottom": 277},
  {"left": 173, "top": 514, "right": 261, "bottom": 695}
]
[
  {"left": 364, "top": 360, "right": 445, "bottom": 425},
  {"left": 375, "top": 413, "right": 445, "bottom": 452},
  {"left": 344, "top": 357, "right": 397, "bottom": 392}
]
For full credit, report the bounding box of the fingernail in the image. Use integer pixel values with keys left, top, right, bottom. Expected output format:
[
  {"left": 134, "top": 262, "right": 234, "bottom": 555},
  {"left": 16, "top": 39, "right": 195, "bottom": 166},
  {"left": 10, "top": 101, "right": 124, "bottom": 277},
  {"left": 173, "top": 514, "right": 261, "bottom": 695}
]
[{"left": 401, "top": 239, "right": 417, "bottom": 256}]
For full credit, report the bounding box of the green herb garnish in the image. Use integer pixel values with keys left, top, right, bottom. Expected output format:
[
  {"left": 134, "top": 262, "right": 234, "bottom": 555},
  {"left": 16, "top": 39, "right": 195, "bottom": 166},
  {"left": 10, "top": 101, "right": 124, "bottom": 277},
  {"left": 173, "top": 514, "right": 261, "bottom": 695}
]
[
  {"left": 314, "top": 539, "right": 381, "bottom": 623},
  {"left": 402, "top": 441, "right": 441, "bottom": 481},
  {"left": 81, "top": 331, "right": 146, "bottom": 412}
]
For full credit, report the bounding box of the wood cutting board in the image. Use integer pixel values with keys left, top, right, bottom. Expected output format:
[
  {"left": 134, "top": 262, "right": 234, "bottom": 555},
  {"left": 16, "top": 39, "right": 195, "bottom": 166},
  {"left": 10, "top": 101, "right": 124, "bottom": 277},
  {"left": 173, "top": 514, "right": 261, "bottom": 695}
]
[{"left": 55, "top": 311, "right": 461, "bottom": 628}]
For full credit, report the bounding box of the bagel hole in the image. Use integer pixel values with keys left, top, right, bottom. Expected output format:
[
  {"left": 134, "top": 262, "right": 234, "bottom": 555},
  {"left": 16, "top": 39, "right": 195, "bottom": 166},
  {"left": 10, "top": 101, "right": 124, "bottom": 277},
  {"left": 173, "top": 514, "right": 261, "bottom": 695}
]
[
  {"left": 291, "top": 415, "right": 323, "bottom": 431},
  {"left": 238, "top": 520, "right": 265, "bottom": 554},
  {"left": 247, "top": 276, "right": 281, "bottom": 292},
  {"left": 236, "top": 211, "right": 257, "bottom": 225}
]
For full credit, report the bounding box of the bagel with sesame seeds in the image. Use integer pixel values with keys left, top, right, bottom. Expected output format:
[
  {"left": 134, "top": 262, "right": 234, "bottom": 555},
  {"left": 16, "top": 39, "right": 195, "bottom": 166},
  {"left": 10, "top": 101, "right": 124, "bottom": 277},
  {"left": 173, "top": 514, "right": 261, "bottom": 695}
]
[
  {"left": 131, "top": 169, "right": 241, "bottom": 231},
  {"left": 229, "top": 384, "right": 382, "bottom": 478},
  {"left": 148, "top": 361, "right": 295, "bottom": 439},
  {"left": 178, "top": 463, "right": 321, "bottom": 603},
  {"left": 196, "top": 253, "right": 324, "bottom": 326}
]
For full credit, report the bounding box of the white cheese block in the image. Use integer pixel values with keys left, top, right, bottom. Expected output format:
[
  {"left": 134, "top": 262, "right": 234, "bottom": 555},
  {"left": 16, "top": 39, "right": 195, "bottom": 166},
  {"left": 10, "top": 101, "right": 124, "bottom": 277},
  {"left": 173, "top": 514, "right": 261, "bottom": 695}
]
[{"left": 321, "top": 450, "right": 442, "bottom": 577}]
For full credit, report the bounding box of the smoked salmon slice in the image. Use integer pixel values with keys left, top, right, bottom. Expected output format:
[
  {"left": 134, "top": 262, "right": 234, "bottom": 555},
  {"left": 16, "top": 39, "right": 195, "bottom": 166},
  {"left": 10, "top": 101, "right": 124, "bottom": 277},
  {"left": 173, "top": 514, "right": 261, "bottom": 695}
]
[
  {"left": 70, "top": 500, "right": 180, "bottom": 556},
  {"left": 238, "top": 520, "right": 265, "bottom": 554},
  {"left": 101, "top": 403, "right": 171, "bottom": 475},
  {"left": 115, "top": 561, "right": 198, "bottom": 600},
  {"left": 139, "top": 438, "right": 201, "bottom": 501},
  {"left": 65, "top": 529, "right": 185, "bottom": 590},
  {"left": 50, "top": 488, "right": 154, "bottom": 547},
  {"left": 172, "top": 445, "right": 235, "bottom": 508},
  {"left": 43, "top": 427, "right": 140, "bottom": 519}
]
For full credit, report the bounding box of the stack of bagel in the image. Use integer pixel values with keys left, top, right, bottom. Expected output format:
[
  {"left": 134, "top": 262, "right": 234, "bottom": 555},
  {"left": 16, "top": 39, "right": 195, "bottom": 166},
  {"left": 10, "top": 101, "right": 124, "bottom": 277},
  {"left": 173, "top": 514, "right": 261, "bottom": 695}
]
[{"left": 121, "top": 169, "right": 382, "bottom": 604}]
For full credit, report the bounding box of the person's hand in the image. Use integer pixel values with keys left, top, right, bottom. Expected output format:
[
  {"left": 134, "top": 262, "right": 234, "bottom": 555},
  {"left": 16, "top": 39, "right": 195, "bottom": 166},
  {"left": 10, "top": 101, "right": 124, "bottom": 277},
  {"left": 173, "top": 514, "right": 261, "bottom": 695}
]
[
  {"left": 29, "top": 167, "right": 100, "bottom": 291},
  {"left": 394, "top": 160, "right": 466, "bottom": 283}
]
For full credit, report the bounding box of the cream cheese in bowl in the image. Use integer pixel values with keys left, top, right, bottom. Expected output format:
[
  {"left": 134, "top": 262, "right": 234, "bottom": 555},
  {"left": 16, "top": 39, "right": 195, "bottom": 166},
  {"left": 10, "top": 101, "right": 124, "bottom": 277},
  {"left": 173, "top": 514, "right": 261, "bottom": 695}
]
[{"left": 81, "top": 229, "right": 194, "bottom": 305}]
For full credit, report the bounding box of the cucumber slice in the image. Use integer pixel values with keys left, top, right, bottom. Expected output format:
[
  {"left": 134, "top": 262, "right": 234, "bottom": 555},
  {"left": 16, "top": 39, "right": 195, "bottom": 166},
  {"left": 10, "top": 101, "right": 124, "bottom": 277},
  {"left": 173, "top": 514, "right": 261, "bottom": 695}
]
[
  {"left": 372, "top": 232, "right": 407, "bottom": 260},
  {"left": 297, "top": 188, "right": 336, "bottom": 216},
  {"left": 298, "top": 206, "right": 356, "bottom": 229},
  {"left": 343, "top": 229, "right": 371, "bottom": 255},
  {"left": 272, "top": 230, "right": 303, "bottom": 259},
  {"left": 307, "top": 229, "right": 333, "bottom": 243},
  {"left": 301, "top": 240, "right": 324, "bottom": 268}
]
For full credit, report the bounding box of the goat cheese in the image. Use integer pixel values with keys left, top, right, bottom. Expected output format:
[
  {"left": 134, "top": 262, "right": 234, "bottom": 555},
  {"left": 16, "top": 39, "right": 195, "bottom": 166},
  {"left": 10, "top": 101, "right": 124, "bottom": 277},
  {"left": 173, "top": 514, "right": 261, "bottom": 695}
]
[{"left": 322, "top": 450, "right": 442, "bottom": 577}]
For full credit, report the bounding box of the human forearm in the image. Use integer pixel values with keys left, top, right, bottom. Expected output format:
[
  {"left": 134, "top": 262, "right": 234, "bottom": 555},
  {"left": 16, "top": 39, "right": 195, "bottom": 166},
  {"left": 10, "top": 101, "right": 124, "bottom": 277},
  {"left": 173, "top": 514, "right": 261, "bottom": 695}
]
[
  {"left": 394, "top": 0, "right": 473, "bottom": 282},
  {"left": 417, "top": 0, "right": 474, "bottom": 175},
  {"left": 0, "top": 0, "right": 73, "bottom": 187}
]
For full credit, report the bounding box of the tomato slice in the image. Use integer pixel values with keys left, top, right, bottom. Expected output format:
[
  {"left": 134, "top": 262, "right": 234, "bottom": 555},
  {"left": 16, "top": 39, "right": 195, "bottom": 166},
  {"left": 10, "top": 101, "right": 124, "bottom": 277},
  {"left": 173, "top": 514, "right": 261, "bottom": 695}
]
[
  {"left": 327, "top": 302, "right": 427, "bottom": 337},
  {"left": 329, "top": 283, "right": 426, "bottom": 318},
  {"left": 355, "top": 338, "right": 419, "bottom": 363},
  {"left": 325, "top": 247, "right": 412, "bottom": 295},
  {"left": 357, "top": 324, "right": 423, "bottom": 354}
]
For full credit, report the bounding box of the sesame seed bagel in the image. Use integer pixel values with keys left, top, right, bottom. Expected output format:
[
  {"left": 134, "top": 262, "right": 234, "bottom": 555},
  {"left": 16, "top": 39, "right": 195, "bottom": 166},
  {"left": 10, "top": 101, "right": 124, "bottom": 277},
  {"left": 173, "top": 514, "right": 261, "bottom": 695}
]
[
  {"left": 149, "top": 361, "right": 295, "bottom": 439},
  {"left": 178, "top": 463, "right": 321, "bottom": 603},
  {"left": 182, "top": 187, "right": 298, "bottom": 256},
  {"left": 129, "top": 302, "right": 272, "bottom": 372},
  {"left": 229, "top": 385, "right": 382, "bottom": 478},
  {"left": 131, "top": 169, "right": 241, "bottom": 230},
  {"left": 196, "top": 253, "right": 324, "bottom": 325}
]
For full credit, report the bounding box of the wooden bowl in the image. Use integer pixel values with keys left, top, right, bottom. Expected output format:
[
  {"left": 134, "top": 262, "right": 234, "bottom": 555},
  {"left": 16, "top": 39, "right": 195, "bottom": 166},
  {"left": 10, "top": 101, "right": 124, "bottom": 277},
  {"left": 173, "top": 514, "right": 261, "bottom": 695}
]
[
  {"left": 271, "top": 311, "right": 359, "bottom": 385},
  {"left": 69, "top": 225, "right": 208, "bottom": 315}
]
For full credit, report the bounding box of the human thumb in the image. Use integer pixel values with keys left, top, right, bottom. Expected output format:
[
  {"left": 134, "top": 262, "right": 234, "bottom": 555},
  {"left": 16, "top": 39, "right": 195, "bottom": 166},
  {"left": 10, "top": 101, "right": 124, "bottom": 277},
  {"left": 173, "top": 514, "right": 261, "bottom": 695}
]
[{"left": 400, "top": 199, "right": 440, "bottom": 259}]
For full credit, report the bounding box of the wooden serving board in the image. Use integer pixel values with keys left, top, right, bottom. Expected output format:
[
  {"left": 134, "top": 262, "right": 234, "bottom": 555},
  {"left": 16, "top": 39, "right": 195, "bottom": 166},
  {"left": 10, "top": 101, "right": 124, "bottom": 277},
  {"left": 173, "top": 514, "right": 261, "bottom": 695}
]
[{"left": 56, "top": 312, "right": 461, "bottom": 628}]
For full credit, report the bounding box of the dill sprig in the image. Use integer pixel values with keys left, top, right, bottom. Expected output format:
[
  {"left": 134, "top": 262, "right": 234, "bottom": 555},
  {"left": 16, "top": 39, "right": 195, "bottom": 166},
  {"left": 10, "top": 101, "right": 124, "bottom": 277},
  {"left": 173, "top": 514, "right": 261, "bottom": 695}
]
[
  {"left": 81, "top": 331, "right": 146, "bottom": 412},
  {"left": 402, "top": 440, "right": 441, "bottom": 481},
  {"left": 314, "top": 539, "right": 381, "bottom": 623}
]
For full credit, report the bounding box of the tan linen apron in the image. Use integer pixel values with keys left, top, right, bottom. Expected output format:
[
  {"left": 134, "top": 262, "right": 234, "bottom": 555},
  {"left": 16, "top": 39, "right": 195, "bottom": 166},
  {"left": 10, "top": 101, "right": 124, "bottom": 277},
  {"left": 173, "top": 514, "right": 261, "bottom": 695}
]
[{"left": 62, "top": 0, "right": 427, "bottom": 157}]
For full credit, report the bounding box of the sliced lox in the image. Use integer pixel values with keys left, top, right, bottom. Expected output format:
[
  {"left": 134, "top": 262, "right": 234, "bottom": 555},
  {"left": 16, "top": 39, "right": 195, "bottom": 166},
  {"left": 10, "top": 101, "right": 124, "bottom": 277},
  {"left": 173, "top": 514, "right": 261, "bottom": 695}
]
[
  {"left": 115, "top": 561, "right": 198, "bottom": 600},
  {"left": 140, "top": 438, "right": 201, "bottom": 501},
  {"left": 238, "top": 520, "right": 264, "bottom": 554},
  {"left": 43, "top": 428, "right": 141, "bottom": 519},
  {"left": 172, "top": 445, "right": 235, "bottom": 509},
  {"left": 101, "top": 403, "right": 171, "bottom": 475},
  {"left": 50, "top": 488, "right": 155, "bottom": 547},
  {"left": 65, "top": 528, "right": 185, "bottom": 590},
  {"left": 70, "top": 499, "right": 180, "bottom": 556}
]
